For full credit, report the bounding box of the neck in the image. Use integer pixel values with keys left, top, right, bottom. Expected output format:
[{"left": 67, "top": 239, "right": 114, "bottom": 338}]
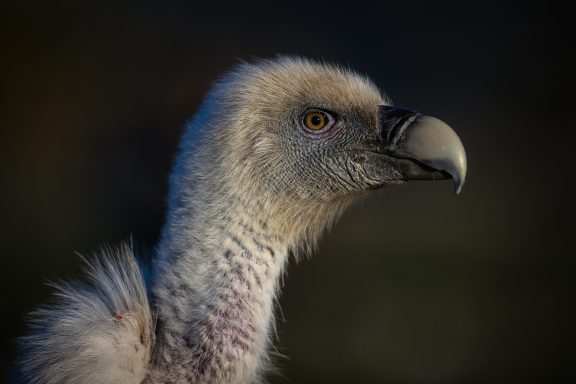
[{"left": 151, "top": 180, "right": 290, "bottom": 383}]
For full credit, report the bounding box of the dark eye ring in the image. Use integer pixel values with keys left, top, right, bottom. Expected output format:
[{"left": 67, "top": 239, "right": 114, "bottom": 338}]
[{"left": 302, "top": 110, "right": 335, "bottom": 132}]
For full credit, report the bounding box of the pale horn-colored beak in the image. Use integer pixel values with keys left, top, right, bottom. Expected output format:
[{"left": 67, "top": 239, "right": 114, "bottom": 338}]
[{"left": 380, "top": 105, "right": 467, "bottom": 194}]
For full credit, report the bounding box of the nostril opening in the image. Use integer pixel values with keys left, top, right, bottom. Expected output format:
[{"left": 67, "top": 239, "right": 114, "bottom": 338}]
[
  {"left": 386, "top": 114, "right": 417, "bottom": 144},
  {"left": 379, "top": 105, "right": 420, "bottom": 145}
]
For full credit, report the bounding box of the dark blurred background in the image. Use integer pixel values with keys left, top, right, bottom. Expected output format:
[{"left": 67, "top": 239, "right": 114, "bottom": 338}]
[{"left": 1, "top": 1, "right": 573, "bottom": 382}]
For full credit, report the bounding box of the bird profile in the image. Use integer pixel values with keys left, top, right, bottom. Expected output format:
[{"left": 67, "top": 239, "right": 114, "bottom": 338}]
[{"left": 17, "top": 56, "right": 466, "bottom": 384}]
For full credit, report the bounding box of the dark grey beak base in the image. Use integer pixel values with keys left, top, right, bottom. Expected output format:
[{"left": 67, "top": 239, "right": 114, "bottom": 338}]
[{"left": 379, "top": 105, "right": 467, "bottom": 194}]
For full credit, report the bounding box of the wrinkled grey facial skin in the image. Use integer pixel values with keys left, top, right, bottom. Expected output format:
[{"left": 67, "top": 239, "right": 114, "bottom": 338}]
[{"left": 270, "top": 103, "right": 400, "bottom": 200}]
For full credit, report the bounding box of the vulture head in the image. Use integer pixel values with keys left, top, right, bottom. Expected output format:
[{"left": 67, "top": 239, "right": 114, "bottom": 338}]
[{"left": 173, "top": 57, "right": 466, "bottom": 246}]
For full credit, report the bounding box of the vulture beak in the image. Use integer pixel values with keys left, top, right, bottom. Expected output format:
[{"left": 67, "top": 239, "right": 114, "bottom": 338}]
[{"left": 379, "top": 105, "right": 467, "bottom": 194}]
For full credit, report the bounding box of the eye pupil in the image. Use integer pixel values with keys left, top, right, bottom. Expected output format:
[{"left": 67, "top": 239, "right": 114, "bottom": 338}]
[{"left": 311, "top": 115, "right": 322, "bottom": 126}]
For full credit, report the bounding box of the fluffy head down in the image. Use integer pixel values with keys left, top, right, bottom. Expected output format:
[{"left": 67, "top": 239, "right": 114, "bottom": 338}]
[{"left": 168, "top": 57, "right": 392, "bottom": 249}]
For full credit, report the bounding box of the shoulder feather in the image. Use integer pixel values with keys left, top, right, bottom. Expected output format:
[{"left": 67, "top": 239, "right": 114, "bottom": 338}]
[{"left": 19, "top": 242, "right": 155, "bottom": 384}]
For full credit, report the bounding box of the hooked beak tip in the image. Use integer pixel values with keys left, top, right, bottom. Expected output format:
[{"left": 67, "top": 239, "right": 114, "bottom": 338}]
[{"left": 380, "top": 106, "right": 467, "bottom": 194}]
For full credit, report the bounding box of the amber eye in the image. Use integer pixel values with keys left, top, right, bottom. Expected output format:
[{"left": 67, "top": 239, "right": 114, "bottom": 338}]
[{"left": 303, "top": 111, "right": 328, "bottom": 131}]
